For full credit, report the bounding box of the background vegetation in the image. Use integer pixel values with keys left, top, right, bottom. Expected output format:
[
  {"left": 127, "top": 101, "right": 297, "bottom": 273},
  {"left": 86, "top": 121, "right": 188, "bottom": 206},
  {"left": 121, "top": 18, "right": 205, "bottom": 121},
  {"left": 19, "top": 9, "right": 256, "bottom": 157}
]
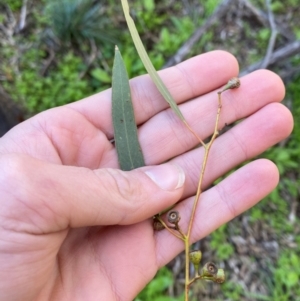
[{"left": 0, "top": 0, "right": 299, "bottom": 300}]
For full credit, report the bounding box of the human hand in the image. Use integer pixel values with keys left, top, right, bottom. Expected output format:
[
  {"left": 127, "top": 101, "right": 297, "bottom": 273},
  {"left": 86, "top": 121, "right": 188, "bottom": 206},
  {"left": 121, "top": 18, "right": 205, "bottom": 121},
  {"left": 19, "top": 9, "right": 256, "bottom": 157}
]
[{"left": 0, "top": 51, "right": 293, "bottom": 301}]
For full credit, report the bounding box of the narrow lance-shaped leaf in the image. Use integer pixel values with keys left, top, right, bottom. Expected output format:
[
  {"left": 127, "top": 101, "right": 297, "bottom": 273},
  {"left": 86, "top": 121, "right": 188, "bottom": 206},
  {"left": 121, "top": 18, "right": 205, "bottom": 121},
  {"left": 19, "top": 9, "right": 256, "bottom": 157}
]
[
  {"left": 120, "top": 0, "right": 185, "bottom": 122},
  {"left": 112, "top": 46, "right": 145, "bottom": 171}
]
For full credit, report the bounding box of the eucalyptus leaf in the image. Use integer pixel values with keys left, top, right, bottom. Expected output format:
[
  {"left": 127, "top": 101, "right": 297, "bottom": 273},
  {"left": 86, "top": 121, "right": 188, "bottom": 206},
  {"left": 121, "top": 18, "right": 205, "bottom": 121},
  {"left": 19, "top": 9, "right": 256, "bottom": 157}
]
[
  {"left": 112, "top": 46, "right": 145, "bottom": 171},
  {"left": 120, "top": 0, "right": 185, "bottom": 122}
]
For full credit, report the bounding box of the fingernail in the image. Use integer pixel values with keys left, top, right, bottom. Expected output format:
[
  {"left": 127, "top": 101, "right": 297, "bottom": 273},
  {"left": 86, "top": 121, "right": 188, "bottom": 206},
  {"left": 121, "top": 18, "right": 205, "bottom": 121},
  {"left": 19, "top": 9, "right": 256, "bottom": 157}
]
[{"left": 144, "top": 164, "right": 185, "bottom": 191}]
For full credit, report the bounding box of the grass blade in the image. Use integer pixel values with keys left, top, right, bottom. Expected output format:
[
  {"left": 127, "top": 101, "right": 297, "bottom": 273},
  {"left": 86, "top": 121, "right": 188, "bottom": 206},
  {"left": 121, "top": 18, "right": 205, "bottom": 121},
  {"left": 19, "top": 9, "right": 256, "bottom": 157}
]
[
  {"left": 112, "top": 46, "right": 145, "bottom": 171},
  {"left": 120, "top": 0, "right": 185, "bottom": 122}
]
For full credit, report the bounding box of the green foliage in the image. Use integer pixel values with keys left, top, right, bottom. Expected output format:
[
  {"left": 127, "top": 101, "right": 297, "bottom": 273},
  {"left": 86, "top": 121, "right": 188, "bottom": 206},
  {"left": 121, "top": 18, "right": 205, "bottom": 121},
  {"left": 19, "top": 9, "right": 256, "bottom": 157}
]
[
  {"left": 3, "top": 0, "right": 22, "bottom": 11},
  {"left": 270, "top": 251, "right": 300, "bottom": 300},
  {"left": 135, "top": 267, "right": 184, "bottom": 301},
  {"left": 241, "top": 71, "right": 300, "bottom": 301},
  {"left": 295, "top": 29, "right": 300, "bottom": 40},
  {"left": 256, "top": 28, "right": 270, "bottom": 49},
  {"left": 143, "top": 0, "right": 155, "bottom": 12},
  {"left": 5, "top": 51, "right": 93, "bottom": 113},
  {"left": 252, "top": 72, "right": 300, "bottom": 232},
  {"left": 155, "top": 17, "right": 195, "bottom": 56},
  {"left": 121, "top": 12, "right": 195, "bottom": 75},
  {"left": 271, "top": 1, "right": 285, "bottom": 13},
  {"left": 91, "top": 68, "right": 111, "bottom": 84},
  {"left": 45, "top": 0, "right": 116, "bottom": 46},
  {"left": 210, "top": 225, "right": 235, "bottom": 260},
  {"left": 264, "top": 147, "right": 299, "bottom": 175},
  {"left": 121, "top": 45, "right": 146, "bottom": 77},
  {"left": 203, "top": 0, "right": 221, "bottom": 16},
  {"left": 286, "top": 72, "right": 300, "bottom": 145},
  {"left": 2, "top": 0, "right": 199, "bottom": 118},
  {"left": 220, "top": 251, "right": 300, "bottom": 301},
  {"left": 221, "top": 281, "right": 245, "bottom": 300},
  {"left": 258, "top": 28, "right": 270, "bottom": 42},
  {"left": 134, "top": 0, "right": 166, "bottom": 32}
]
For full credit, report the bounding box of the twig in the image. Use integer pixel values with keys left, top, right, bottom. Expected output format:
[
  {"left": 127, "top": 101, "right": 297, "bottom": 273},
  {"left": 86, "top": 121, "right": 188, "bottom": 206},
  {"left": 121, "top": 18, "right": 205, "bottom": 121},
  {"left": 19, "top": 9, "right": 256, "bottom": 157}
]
[
  {"left": 163, "top": 0, "right": 235, "bottom": 68},
  {"left": 156, "top": 216, "right": 185, "bottom": 241},
  {"left": 0, "top": 4, "right": 16, "bottom": 44},
  {"left": 18, "top": 0, "right": 28, "bottom": 32},
  {"left": 187, "top": 92, "right": 223, "bottom": 240},
  {"left": 40, "top": 48, "right": 56, "bottom": 76},
  {"left": 79, "top": 39, "right": 98, "bottom": 79},
  {"left": 97, "top": 48, "right": 111, "bottom": 74},
  {"left": 240, "top": 40, "right": 300, "bottom": 76},
  {"left": 260, "top": 0, "right": 278, "bottom": 69},
  {"left": 239, "top": 0, "right": 294, "bottom": 41},
  {"left": 279, "top": 66, "right": 300, "bottom": 81},
  {"left": 181, "top": 0, "right": 192, "bottom": 16}
]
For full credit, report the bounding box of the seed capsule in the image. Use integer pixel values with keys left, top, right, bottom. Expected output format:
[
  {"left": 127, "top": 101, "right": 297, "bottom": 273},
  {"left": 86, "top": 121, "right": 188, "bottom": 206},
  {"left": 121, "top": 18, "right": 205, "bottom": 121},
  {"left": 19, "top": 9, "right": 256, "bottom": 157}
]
[
  {"left": 220, "top": 77, "right": 241, "bottom": 93},
  {"left": 227, "top": 77, "right": 240, "bottom": 89},
  {"left": 202, "top": 262, "right": 218, "bottom": 277},
  {"left": 167, "top": 210, "right": 180, "bottom": 224},
  {"left": 153, "top": 219, "right": 165, "bottom": 231}
]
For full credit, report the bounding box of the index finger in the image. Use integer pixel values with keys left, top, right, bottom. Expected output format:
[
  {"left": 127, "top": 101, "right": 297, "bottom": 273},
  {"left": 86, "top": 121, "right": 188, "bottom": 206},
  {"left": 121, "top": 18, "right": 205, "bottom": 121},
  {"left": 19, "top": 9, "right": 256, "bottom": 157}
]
[{"left": 68, "top": 51, "right": 239, "bottom": 138}]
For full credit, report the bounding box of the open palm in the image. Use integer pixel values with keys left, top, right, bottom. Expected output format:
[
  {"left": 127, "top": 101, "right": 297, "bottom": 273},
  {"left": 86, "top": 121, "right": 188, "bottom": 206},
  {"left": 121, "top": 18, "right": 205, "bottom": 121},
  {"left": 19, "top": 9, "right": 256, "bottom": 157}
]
[{"left": 0, "top": 51, "right": 293, "bottom": 301}]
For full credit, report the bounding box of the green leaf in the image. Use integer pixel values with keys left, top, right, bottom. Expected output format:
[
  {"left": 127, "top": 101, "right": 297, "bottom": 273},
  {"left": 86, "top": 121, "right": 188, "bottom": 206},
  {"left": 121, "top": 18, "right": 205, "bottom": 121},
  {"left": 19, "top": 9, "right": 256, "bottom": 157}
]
[
  {"left": 91, "top": 68, "right": 111, "bottom": 83},
  {"left": 120, "top": 0, "right": 185, "bottom": 123},
  {"left": 112, "top": 46, "right": 145, "bottom": 171},
  {"left": 143, "top": 0, "right": 155, "bottom": 12}
]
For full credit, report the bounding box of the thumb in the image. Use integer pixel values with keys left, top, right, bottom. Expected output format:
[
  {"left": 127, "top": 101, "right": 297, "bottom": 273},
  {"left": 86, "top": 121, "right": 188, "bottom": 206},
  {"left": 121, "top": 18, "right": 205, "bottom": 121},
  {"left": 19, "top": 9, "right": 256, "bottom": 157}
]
[{"left": 1, "top": 154, "right": 185, "bottom": 232}]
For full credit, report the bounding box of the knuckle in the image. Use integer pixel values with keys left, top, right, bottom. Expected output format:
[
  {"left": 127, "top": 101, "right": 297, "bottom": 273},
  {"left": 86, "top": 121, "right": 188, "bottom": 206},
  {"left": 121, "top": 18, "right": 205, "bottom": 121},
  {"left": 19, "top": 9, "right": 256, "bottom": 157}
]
[
  {"left": 0, "top": 154, "right": 40, "bottom": 232},
  {"left": 0, "top": 154, "right": 30, "bottom": 190},
  {"left": 96, "top": 168, "right": 147, "bottom": 222}
]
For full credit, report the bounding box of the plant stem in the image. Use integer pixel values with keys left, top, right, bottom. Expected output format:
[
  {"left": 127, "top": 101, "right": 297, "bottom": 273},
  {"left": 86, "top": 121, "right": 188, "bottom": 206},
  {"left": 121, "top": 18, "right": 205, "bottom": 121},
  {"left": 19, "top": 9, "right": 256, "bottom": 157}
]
[
  {"left": 187, "top": 92, "right": 222, "bottom": 240},
  {"left": 157, "top": 216, "right": 185, "bottom": 241},
  {"left": 183, "top": 120, "right": 206, "bottom": 148},
  {"left": 184, "top": 238, "right": 190, "bottom": 301},
  {"left": 184, "top": 92, "right": 223, "bottom": 301}
]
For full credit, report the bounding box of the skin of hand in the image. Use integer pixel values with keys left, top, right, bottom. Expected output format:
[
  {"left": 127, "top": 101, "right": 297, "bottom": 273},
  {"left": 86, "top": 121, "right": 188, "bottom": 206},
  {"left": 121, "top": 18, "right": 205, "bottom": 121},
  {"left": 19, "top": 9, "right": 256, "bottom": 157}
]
[{"left": 0, "top": 51, "right": 293, "bottom": 301}]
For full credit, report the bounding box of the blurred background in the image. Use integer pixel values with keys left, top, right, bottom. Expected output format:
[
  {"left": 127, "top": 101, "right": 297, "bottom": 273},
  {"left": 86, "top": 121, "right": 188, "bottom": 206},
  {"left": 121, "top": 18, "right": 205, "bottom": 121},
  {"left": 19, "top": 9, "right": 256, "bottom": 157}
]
[{"left": 0, "top": 0, "right": 299, "bottom": 300}]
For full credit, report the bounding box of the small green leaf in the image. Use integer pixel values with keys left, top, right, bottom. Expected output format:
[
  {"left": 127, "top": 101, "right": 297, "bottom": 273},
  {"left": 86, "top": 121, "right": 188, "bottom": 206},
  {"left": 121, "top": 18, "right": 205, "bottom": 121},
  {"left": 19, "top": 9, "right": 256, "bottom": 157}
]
[
  {"left": 112, "top": 46, "right": 145, "bottom": 171},
  {"left": 91, "top": 68, "right": 111, "bottom": 83},
  {"left": 143, "top": 0, "right": 155, "bottom": 12},
  {"left": 120, "top": 0, "right": 186, "bottom": 122}
]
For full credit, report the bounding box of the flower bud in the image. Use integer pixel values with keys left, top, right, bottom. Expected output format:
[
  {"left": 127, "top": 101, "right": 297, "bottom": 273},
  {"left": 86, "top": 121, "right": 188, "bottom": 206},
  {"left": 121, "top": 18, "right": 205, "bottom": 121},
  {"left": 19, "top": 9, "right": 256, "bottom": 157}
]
[
  {"left": 189, "top": 250, "right": 202, "bottom": 276},
  {"left": 214, "top": 268, "right": 225, "bottom": 283},
  {"left": 189, "top": 250, "right": 202, "bottom": 266}
]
